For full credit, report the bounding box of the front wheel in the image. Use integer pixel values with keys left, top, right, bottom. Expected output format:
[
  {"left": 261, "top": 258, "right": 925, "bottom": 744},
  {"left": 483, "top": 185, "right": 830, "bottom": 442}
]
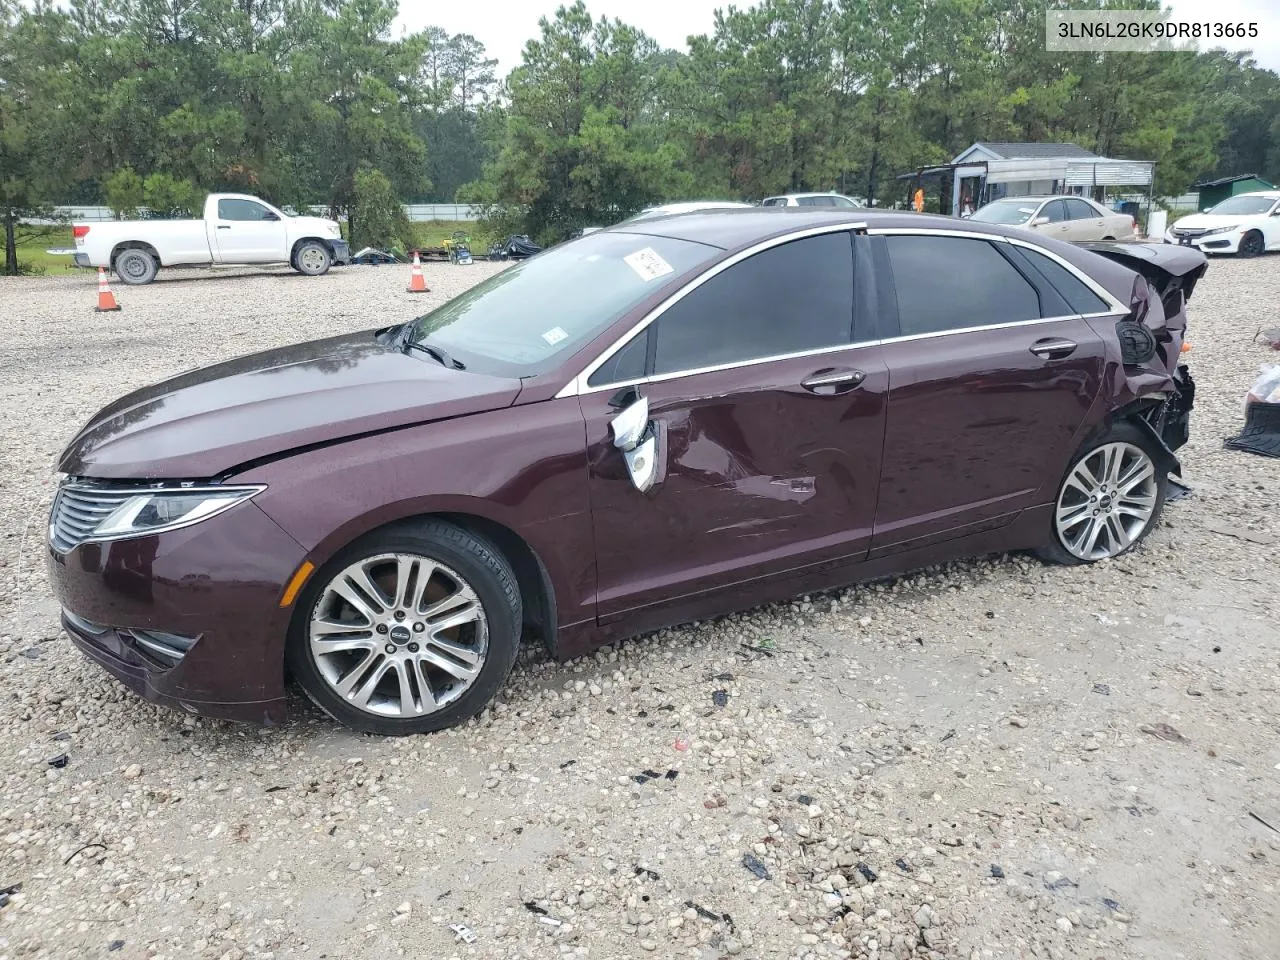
[
  {"left": 1038, "top": 423, "right": 1167, "bottom": 565},
  {"left": 293, "top": 240, "right": 332, "bottom": 276},
  {"left": 285, "top": 520, "right": 522, "bottom": 735},
  {"left": 1238, "top": 230, "right": 1264, "bottom": 258}
]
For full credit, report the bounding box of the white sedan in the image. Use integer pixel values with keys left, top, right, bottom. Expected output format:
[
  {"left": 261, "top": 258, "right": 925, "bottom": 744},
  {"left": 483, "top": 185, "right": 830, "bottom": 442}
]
[
  {"left": 1165, "top": 191, "right": 1280, "bottom": 257},
  {"left": 967, "top": 195, "right": 1137, "bottom": 241}
]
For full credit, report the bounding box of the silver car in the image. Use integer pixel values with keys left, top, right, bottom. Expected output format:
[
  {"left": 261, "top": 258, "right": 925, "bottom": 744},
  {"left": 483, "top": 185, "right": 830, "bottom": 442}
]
[{"left": 968, "top": 195, "right": 1137, "bottom": 241}]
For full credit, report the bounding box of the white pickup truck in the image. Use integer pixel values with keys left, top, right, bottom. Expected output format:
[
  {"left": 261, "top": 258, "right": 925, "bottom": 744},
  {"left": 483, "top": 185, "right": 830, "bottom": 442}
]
[{"left": 69, "top": 193, "right": 350, "bottom": 284}]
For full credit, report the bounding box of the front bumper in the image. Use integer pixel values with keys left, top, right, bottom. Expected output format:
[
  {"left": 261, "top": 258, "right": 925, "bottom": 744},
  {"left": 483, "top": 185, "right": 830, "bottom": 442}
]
[
  {"left": 1164, "top": 230, "right": 1239, "bottom": 253},
  {"left": 46, "top": 499, "right": 308, "bottom": 725},
  {"left": 330, "top": 239, "right": 351, "bottom": 264}
]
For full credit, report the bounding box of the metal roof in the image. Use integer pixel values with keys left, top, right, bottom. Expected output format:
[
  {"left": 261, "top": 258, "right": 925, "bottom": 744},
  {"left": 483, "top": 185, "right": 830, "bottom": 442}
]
[
  {"left": 967, "top": 142, "right": 1102, "bottom": 160},
  {"left": 1192, "top": 173, "right": 1274, "bottom": 188}
]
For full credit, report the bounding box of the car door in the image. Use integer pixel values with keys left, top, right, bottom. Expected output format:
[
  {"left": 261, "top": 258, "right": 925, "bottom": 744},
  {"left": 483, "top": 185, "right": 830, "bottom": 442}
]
[
  {"left": 1064, "top": 197, "right": 1106, "bottom": 240},
  {"left": 865, "top": 230, "right": 1113, "bottom": 557},
  {"left": 1035, "top": 199, "right": 1070, "bottom": 239},
  {"left": 212, "top": 198, "right": 287, "bottom": 262},
  {"left": 575, "top": 229, "right": 889, "bottom": 622},
  {"left": 1263, "top": 199, "right": 1280, "bottom": 249}
]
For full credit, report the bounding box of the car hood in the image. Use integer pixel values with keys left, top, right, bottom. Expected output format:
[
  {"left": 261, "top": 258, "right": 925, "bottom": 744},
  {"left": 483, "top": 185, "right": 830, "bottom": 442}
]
[
  {"left": 290, "top": 215, "right": 342, "bottom": 235},
  {"left": 1172, "top": 213, "right": 1257, "bottom": 230},
  {"left": 58, "top": 331, "right": 524, "bottom": 480}
]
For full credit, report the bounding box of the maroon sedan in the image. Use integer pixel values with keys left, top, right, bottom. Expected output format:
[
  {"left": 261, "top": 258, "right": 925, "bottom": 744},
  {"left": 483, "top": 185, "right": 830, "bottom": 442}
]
[{"left": 47, "top": 210, "right": 1205, "bottom": 735}]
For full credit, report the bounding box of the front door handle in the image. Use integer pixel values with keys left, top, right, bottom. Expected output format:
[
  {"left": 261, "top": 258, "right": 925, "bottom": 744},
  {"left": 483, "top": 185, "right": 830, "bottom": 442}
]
[
  {"left": 801, "top": 368, "right": 866, "bottom": 393},
  {"left": 1030, "top": 337, "right": 1077, "bottom": 360},
  {"left": 216, "top": 225, "right": 231, "bottom": 230}
]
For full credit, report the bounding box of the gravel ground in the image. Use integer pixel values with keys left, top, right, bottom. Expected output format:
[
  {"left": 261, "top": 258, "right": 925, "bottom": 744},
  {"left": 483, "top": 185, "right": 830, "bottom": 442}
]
[{"left": 1, "top": 257, "right": 1278, "bottom": 960}]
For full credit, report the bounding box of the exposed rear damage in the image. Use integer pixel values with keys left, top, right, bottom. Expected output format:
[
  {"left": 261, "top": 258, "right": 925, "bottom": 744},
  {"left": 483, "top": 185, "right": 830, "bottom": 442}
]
[{"left": 1079, "top": 241, "right": 1208, "bottom": 470}]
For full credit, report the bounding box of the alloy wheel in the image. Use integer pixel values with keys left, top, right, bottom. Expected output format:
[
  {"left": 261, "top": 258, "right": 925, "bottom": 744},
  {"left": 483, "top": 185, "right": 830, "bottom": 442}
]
[
  {"left": 1054, "top": 442, "right": 1158, "bottom": 561},
  {"left": 308, "top": 553, "right": 489, "bottom": 718}
]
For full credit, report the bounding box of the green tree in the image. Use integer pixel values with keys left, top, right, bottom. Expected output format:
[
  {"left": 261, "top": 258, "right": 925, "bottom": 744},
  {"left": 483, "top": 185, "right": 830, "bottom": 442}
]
[{"left": 351, "top": 164, "right": 412, "bottom": 249}]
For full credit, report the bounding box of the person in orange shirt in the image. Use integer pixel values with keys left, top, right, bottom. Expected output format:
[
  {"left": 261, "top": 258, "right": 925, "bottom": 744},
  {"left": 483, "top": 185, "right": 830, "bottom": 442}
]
[{"left": 912, "top": 188, "right": 924, "bottom": 212}]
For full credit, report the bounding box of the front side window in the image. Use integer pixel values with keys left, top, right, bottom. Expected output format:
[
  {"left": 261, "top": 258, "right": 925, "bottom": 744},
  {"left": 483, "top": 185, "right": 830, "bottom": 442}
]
[
  {"left": 1040, "top": 200, "right": 1068, "bottom": 223},
  {"left": 649, "top": 231, "right": 854, "bottom": 376},
  {"left": 217, "top": 199, "right": 274, "bottom": 221},
  {"left": 884, "top": 235, "right": 1041, "bottom": 336}
]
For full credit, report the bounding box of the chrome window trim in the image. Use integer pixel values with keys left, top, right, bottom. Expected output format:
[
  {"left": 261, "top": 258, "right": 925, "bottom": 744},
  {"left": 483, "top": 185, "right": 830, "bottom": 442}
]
[
  {"left": 555, "top": 222, "right": 866, "bottom": 398},
  {"left": 555, "top": 223, "right": 1126, "bottom": 398}
]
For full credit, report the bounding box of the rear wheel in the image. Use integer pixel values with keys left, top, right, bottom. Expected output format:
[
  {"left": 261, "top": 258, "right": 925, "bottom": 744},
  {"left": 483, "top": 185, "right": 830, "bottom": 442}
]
[
  {"left": 294, "top": 240, "right": 332, "bottom": 276},
  {"left": 1038, "top": 422, "right": 1167, "bottom": 565},
  {"left": 114, "top": 248, "right": 158, "bottom": 285},
  {"left": 1238, "top": 230, "right": 1264, "bottom": 258},
  {"left": 285, "top": 520, "right": 522, "bottom": 735}
]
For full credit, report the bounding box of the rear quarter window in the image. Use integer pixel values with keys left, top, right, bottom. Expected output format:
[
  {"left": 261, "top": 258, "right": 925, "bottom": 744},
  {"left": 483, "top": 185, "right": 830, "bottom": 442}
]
[{"left": 1012, "top": 246, "right": 1111, "bottom": 315}]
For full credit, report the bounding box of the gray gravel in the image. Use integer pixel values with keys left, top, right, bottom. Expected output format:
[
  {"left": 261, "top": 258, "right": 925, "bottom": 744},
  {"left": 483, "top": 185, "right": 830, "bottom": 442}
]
[{"left": 1, "top": 256, "right": 1279, "bottom": 960}]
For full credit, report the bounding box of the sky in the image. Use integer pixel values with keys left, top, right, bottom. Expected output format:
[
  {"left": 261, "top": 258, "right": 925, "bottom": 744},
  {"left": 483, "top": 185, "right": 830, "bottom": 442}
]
[{"left": 393, "top": 0, "right": 1280, "bottom": 75}]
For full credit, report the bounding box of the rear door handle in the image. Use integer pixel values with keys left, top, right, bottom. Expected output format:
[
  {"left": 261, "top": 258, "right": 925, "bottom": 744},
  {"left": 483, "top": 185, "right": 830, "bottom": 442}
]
[
  {"left": 801, "top": 368, "right": 866, "bottom": 393},
  {"left": 1030, "top": 337, "right": 1077, "bottom": 360}
]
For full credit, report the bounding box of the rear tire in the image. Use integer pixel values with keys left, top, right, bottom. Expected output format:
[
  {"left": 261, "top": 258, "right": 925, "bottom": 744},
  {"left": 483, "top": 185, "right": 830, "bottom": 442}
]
[
  {"left": 285, "top": 520, "right": 522, "bottom": 736},
  {"left": 1037, "top": 422, "right": 1167, "bottom": 566},
  {"left": 114, "top": 248, "right": 158, "bottom": 285},
  {"left": 1238, "top": 230, "right": 1264, "bottom": 258},
  {"left": 294, "top": 240, "right": 332, "bottom": 276}
]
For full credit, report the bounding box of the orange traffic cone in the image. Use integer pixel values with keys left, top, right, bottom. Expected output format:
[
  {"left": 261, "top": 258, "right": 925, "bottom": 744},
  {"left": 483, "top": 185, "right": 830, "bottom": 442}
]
[
  {"left": 94, "top": 267, "right": 121, "bottom": 312},
  {"left": 406, "top": 251, "right": 429, "bottom": 293}
]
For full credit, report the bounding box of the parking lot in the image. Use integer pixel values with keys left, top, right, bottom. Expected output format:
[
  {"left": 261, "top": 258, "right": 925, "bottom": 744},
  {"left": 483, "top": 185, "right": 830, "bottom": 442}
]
[{"left": 1, "top": 257, "right": 1278, "bottom": 960}]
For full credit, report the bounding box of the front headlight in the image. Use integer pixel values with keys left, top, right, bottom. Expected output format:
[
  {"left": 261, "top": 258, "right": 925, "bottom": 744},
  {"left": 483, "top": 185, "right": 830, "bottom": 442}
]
[
  {"left": 93, "top": 485, "right": 265, "bottom": 539},
  {"left": 1200, "top": 226, "right": 1238, "bottom": 237}
]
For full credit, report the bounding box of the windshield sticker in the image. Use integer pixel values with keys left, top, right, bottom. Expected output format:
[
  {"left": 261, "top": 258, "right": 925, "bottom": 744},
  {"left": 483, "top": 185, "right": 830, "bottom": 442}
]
[
  {"left": 541, "top": 326, "right": 569, "bottom": 346},
  {"left": 1017, "top": 207, "right": 1036, "bottom": 214},
  {"left": 624, "top": 247, "right": 674, "bottom": 282}
]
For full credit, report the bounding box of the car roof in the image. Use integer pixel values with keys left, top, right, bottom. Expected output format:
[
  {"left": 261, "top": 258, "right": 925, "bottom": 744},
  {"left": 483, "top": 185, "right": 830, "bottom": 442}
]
[
  {"left": 763, "top": 192, "right": 851, "bottom": 199},
  {"left": 1232, "top": 190, "right": 1280, "bottom": 199},
  {"left": 604, "top": 207, "right": 1022, "bottom": 249}
]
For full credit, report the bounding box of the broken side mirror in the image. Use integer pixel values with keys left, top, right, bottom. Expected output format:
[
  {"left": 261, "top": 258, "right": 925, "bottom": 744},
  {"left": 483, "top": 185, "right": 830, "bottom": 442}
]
[{"left": 609, "top": 393, "right": 662, "bottom": 493}]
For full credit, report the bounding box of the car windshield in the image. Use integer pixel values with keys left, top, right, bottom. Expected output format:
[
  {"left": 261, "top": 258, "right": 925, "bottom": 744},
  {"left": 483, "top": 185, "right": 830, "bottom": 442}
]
[
  {"left": 969, "top": 200, "right": 1041, "bottom": 224},
  {"left": 1207, "top": 195, "right": 1276, "bottom": 215},
  {"left": 404, "top": 231, "right": 721, "bottom": 377}
]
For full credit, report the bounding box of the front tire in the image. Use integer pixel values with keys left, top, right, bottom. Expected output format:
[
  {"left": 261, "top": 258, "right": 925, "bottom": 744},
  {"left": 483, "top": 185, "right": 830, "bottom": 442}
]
[
  {"left": 114, "top": 248, "right": 158, "bottom": 285},
  {"left": 294, "top": 240, "right": 333, "bottom": 276},
  {"left": 286, "top": 520, "right": 522, "bottom": 735},
  {"left": 1038, "top": 422, "right": 1167, "bottom": 565},
  {"left": 1238, "top": 230, "right": 1264, "bottom": 258}
]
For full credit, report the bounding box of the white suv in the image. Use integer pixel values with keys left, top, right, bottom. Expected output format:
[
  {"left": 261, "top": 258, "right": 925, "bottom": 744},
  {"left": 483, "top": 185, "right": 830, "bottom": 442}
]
[{"left": 761, "top": 192, "right": 864, "bottom": 208}]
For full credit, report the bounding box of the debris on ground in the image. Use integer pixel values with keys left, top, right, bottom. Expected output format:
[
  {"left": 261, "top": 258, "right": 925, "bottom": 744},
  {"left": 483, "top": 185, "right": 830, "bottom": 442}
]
[
  {"left": 522, "top": 901, "right": 548, "bottom": 916},
  {"left": 47, "top": 753, "right": 68, "bottom": 768},
  {"left": 742, "top": 854, "right": 771, "bottom": 880},
  {"left": 712, "top": 689, "right": 728, "bottom": 707},
  {"left": 634, "top": 866, "right": 660, "bottom": 881},
  {"left": 856, "top": 862, "right": 879, "bottom": 883},
  {"left": 450, "top": 923, "right": 477, "bottom": 943},
  {"left": 1140, "top": 722, "right": 1189, "bottom": 743},
  {"left": 990, "top": 865, "right": 1005, "bottom": 879},
  {"left": 1248, "top": 811, "right": 1280, "bottom": 835},
  {"left": 1093, "top": 682, "right": 1112, "bottom": 695}
]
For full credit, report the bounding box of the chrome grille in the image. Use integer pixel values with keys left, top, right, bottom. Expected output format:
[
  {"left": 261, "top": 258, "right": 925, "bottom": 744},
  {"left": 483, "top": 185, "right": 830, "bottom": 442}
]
[{"left": 49, "top": 482, "right": 135, "bottom": 554}]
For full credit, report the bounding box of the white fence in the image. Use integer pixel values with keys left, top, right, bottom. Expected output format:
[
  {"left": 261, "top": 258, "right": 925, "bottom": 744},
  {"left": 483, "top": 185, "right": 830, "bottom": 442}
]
[{"left": 23, "top": 202, "right": 481, "bottom": 224}]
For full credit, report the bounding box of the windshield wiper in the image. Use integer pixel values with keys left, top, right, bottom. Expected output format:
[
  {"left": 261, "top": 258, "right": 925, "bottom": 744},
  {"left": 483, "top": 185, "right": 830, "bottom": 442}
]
[{"left": 403, "top": 337, "right": 465, "bottom": 370}]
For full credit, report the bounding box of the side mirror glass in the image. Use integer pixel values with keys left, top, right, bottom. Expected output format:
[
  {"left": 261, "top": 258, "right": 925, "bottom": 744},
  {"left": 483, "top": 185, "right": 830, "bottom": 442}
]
[{"left": 1031, "top": 216, "right": 1050, "bottom": 226}]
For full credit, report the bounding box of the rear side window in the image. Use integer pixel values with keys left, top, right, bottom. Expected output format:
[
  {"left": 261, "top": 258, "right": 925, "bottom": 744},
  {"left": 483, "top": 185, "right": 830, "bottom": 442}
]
[
  {"left": 1064, "top": 198, "right": 1098, "bottom": 220},
  {"left": 884, "top": 235, "right": 1041, "bottom": 336},
  {"left": 1011, "top": 246, "right": 1110, "bottom": 315},
  {"left": 761, "top": 197, "right": 787, "bottom": 207},
  {"left": 217, "top": 199, "right": 272, "bottom": 221},
  {"left": 651, "top": 232, "right": 854, "bottom": 375}
]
